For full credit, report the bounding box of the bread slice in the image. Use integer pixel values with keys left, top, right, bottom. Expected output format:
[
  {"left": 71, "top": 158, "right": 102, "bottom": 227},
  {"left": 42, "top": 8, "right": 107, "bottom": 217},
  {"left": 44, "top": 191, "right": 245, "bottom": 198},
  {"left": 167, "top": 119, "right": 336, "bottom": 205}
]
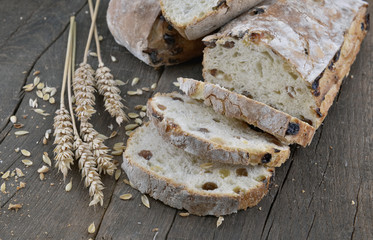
[
  {"left": 160, "top": 0, "right": 264, "bottom": 40},
  {"left": 107, "top": 0, "right": 204, "bottom": 67},
  {"left": 122, "top": 122, "right": 273, "bottom": 216},
  {"left": 147, "top": 92, "right": 290, "bottom": 167},
  {"left": 178, "top": 78, "right": 315, "bottom": 147},
  {"left": 202, "top": 0, "right": 369, "bottom": 128}
]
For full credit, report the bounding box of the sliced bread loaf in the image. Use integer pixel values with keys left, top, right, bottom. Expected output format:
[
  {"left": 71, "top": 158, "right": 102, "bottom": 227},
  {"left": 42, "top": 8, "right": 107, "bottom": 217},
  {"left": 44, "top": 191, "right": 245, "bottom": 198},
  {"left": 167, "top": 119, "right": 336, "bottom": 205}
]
[
  {"left": 107, "top": 0, "right": 204, "bottom": 67},
  {"left": 178, "top": 78, "right": 315, "bottom": 147},
  {"left": 147, "top": 93, "right": 290, "bottom": 167},
  {"left": 160, "top": 0, "right": 264, "bottom": 40},
  {"left": 202, "top": 0, "right": 369, "bottom": 128},
  {"left": 122, "top": 122, "right": 273, "bottom": 216}
]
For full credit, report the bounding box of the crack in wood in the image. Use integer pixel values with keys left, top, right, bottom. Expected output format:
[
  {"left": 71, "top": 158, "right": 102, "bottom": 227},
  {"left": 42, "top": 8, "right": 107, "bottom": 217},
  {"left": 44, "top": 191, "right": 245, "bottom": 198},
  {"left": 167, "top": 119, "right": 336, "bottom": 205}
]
[
  {"left": 165, "top": 210, "right": 178, "bottom": 240},
  {"left": 306, "top": 213, "right": 317, "bottom": 240},
  {"left": 350, "top": 180, "right": 362, "bottom": 240}
]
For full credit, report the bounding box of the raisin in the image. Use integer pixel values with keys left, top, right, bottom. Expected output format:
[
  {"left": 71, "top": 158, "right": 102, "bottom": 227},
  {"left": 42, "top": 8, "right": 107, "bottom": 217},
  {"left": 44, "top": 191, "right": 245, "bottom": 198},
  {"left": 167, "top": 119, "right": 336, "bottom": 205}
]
[
  {"left": 328, "top": 61, "right": 334, "bottom": 70},
  {"left": 236, "top": 168, "right": 248, "bottom": 177},
  {"left": 249, "top": 32, "right": 264, "bottom": 43},
  {"left": 203, "top": 40, "right": 216, "bottom": 48},
  {"left": 361, "top": 23, "right": 365, "bottom": 31},
  {"left": 241, "top": 91, "right": 253, "bottom": 99},
  {"left": 138, "top": 150, "right": 153, "bottom": 160},
  {"left": 148, "top": 50, "right": 161, "bottom": 64},
  {"left": 365, "top": 13, "right": 370, "bottom": 31},
  {"left": 261, "top": 153, "right": 272, "bottom": 164},
  {"left": 210, "top": 69, "right": 218, "bottom": 77},
  {"left": 286, "top": 122, "right": 300, "bottom": 135},
  {"left": 248, "top": 124, "right": 265, "bottom": 133},
  {"left": 274, "top": 149, "right": 281, "bottom": 153},
  {"left": 300, "top": 116, "right": 313, "bottom": 126},
  {"left": 252, "top": 7, "right": 265, "bottom": 15},
  {"left": 202, "top": 182, "right": 218, "bottom": 191},
  {"left": 304, "top": 48, "right": 309, "bottom": 55},
  {"left": 214, "top": 0, "right": 226, "bottom": 9},
  {"left": 198, "top": 128, "right": 209, "bottom": 133},
  {"left": 171, "top": 97, "right": 184, "bottom": 102},
  {"left": 312, "top": 70, "right": 324, "bottom": 96},
  {"left": 333, "top": 49, "right": 341, "bottom": 62},
  {"left": 157, "top": 104, "right": 166, "bottom": 110},
  {"left": 163, "top": 34, "right": 175, "bottom": 45},
  {"left": 167, "top": 24, "right": 174, "bottom": 31},
  {"left": 315, "top": 108, "right": 323, "bottom": 118},
  {"left": 159, "top": 15, "right": 165, "bottom": 21},
  {"left": 152, "top": 112, "right": 163, "bottom": 121},
  {"left": 222, "top": 41, "right": 235, "bottom": 48},
  {"left": 212, "top": 118, "right": 220, "bottom": 123}
]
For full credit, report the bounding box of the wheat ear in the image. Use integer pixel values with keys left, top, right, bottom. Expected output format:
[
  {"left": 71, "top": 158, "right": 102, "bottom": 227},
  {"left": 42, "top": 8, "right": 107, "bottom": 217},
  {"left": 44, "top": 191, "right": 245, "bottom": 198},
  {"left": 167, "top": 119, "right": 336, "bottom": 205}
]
[
  {"left": 88, "top": 0, "right": 128, "bottom": 125},
  {"left": 68, "top": 20, "right": 104, "bottom": 206},
  {"left": 53, "top": 16, "right": 76, "bottom": 180}
]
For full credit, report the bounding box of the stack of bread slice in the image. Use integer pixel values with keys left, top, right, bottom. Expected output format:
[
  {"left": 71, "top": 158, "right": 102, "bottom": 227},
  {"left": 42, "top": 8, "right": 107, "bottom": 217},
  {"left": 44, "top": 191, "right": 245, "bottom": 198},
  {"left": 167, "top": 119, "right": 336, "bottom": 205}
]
[{"left": 121, "top": 0, "right": 369, "bottom": 216}]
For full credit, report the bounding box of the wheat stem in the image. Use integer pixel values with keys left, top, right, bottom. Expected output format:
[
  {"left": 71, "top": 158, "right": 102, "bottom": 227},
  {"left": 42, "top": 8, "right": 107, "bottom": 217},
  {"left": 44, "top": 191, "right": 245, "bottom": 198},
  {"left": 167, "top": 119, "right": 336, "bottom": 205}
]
[
  {"left": 68, "top": 18, "right": 78, "bottom": 136},
  {"left": 83, "top": 0, "right": 101, "bottom": 64},
  {"left": 88, "top": 0, "right": 103, "bottom": 67},
  {"left": 60, "top": 16, "right": 75, "bottom": 108}
]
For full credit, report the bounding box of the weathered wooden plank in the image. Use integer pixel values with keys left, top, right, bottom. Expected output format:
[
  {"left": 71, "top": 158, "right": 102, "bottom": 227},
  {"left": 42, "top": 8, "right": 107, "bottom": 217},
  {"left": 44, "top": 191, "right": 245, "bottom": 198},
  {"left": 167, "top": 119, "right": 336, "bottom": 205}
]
[{"left": 0, "top": 0, "right": 86, "bottom": 134}]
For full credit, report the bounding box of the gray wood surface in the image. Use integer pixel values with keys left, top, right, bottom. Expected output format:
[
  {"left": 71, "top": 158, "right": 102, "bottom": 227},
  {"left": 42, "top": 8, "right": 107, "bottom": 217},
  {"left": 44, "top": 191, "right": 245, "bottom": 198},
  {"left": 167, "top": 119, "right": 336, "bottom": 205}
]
[{"left": 0, "top": 1, "right": 372, "bottom": 239}]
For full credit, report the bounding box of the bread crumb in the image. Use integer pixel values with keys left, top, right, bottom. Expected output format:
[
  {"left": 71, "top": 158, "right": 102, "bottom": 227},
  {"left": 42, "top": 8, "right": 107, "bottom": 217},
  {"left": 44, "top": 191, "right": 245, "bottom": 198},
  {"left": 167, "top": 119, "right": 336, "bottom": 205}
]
[{"left": 351, "top": 200, "right": 356, "bottom": 205}]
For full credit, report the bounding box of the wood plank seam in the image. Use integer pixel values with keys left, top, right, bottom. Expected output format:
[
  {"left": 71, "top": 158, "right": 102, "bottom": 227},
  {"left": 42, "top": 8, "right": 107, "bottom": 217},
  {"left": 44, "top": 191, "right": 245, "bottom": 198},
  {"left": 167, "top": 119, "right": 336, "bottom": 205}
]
[{"left": 351, "top": 180, "right": 362, "bottom": 240}]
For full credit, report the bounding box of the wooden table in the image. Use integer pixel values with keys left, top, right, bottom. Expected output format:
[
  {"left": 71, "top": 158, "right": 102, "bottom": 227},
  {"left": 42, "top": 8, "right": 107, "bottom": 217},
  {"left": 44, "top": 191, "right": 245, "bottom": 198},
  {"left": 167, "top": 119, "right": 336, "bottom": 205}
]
[{"left": 0, "top": 1, "right": 372, "bottom": 239}]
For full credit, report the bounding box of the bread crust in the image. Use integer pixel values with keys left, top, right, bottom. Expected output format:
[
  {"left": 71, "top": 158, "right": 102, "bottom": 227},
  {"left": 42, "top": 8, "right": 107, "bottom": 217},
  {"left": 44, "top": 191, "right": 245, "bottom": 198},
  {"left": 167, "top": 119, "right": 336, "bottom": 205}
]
[
  {"left": 160, "top": 0, "right": 264, "bottom": 40},
  {"left": 122, "top": 124, "right": 273, "bottom": 216},
  {"left": 179, "top": 78, "right": 315, "bottom": 147},
  {"left": 148, "top": 93, "right": 290, "bottom": 167},
  {"left": 107, "top": 0, "right": 204, "bottom": 67},
  {"left": 202, "top": 0, "right": 369, "bottom": 128}
]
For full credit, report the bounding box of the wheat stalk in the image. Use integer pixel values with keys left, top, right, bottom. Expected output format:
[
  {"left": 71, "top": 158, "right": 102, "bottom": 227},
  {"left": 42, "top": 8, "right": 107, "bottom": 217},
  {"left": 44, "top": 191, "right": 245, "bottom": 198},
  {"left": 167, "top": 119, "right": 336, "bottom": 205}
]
[
  {"left": 68, "top": 20, "right": 104, "bottom": 206},
  {"left": 53, "top": 16, "right": 75, "bottom": 180},
  {"left": 88, "top": 0, "right": 128, "bottom": 125}
]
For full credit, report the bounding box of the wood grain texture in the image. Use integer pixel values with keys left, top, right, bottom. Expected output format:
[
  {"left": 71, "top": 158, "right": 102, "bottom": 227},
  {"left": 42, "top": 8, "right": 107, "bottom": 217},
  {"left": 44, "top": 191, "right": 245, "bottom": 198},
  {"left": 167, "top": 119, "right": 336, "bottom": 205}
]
[{"left": 0, "top": 1, "right": 372, "bottom": 240}]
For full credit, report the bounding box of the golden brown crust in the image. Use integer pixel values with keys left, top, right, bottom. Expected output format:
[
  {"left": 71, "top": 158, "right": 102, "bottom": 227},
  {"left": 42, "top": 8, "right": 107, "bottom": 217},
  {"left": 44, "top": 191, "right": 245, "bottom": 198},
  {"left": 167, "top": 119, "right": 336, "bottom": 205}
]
[
  {"left": 122, "top": 123, "right": 273, "bottom": 216},
  {"left": 147, "top": 92, "right": 290, "bottom": 167},
  {"left": 107, "top": 0, "right": 203, "bottom": 67},
  {"left": 178, "top": 78, "right": 315, "bottom": 147}
]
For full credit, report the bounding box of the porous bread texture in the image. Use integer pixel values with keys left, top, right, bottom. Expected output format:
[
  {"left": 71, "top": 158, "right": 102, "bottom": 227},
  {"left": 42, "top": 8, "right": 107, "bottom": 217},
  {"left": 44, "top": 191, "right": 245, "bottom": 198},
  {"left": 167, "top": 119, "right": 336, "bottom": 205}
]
[
  {"left": 160, "top": 0, "right": 264, "bottom": 40},
  {"left": 148, "top": 93, "right": 290, "bottom": 166},
  {"left": 203, "top": 0, "right": 369, "bottom": 128},
  {"left": 106, "top": 0, "right": 203, "bottom": 67},
  {"left": 178, "top": 78, "right": 315, "bottom": 147},
  {"left": 122, "top": 122, "right": 273, "bottom": 216}
]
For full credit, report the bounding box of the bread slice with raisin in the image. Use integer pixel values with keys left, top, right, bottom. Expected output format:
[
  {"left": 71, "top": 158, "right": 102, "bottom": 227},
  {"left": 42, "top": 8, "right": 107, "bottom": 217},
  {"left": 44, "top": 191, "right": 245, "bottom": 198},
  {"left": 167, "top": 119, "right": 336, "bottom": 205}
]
[
  {"left": 147, "top": 92, "right": 290, "bottom": 167},
  {"left": 178, "top": 78, "right": 315, "bottom": 147},
  {"left": 122, "top": 122, "right": 273, "bottom": 216},
  {"left": 160, "top": 0, "right": 264, "bottom": 40},
  {"left": 202, "top": 0, "right": 369, "bottom": 128}
]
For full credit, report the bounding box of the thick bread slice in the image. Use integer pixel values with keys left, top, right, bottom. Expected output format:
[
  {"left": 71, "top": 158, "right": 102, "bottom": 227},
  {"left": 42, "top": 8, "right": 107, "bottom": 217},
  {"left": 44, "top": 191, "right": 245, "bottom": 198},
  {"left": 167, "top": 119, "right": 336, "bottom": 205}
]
[
  {"left": 203, "top": 0, "right": 369, "bottom": 128},
  {"left": 178, "top": 78, "right": 315, "bottom": 147},
  {"left": 107, "top": 0, "right": 204, "bottom": 67},
  {"left": 160, "top": 0, "right": 264, "bottom": 40},
  {"left": 122, "top": 122, "right": 273, "bottom": 216},
  {"left": 147, "top": 93, "right": 290, "bottom": 167}
]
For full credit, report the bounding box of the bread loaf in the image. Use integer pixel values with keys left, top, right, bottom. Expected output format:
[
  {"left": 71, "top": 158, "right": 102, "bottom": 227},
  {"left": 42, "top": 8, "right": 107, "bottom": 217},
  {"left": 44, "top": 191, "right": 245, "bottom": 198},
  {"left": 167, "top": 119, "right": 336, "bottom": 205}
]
[
  {"left": 202, "top": 0, "right": 369, "bottom": 128},
  {"left": 147, "top": 92, "right": 290, "bottom": 166},
  {"left": 160, "top": 0, "right": 264, "bottom": 40},
  {"left": 122, "top": 122, "right": 273, "bottom": 216},
  {"left": 178, "top": 78, "right": 315, "bottom": 147},
  {"left": 107, "top": 0, "right": 204, "bottom": 67}
]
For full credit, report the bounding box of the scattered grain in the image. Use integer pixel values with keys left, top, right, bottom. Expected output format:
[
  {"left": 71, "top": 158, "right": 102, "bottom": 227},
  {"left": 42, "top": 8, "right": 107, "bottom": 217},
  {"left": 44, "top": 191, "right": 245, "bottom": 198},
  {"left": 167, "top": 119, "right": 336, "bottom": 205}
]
[
  {"left": 115, "top": 80, "right": 126, "bottom": 86},
  {"left": 217, "top": 216, "right": 224, "bottom": 228},
  {"left": 88, "top": 222, "right": 96, "bottom": 234},
  {"left": 141, "top": 106, "right": 147, "bottom": 111},
  {"left": 98, "top": 35, "right": 103, "bottom": 41},
  {"left": 37, "top": 82, "right": 45, "bottom": 90},
  {"left": 123, "top": 179, "right": 130, "bottom": 185},
  {"left": 2, "top": 171, "right": 10, "bottom": 179},
  {"left": 125, "top": 131, "right": 132, "bottom": 136},
  {"left": 131, "top": 77, "right": 139, "bottom": 86},
  {"left": 50, "top": 88, "right": 57, "bottom": 96},
  {"left": 33, "top": 70, "right": 40, "bottom": 76},
  {"left": 109, "top": 131, "right": 118, "bottom": 138},
  {"left": 112, "top": 150, "right": 123, "bottom": 156},
  {"left": 120, "top": 193, "right": 132, "bottom": 200},
  {"left": 15, "top": 168, "right": 25, "bottom": 177},
  {"left": 15, "top": 131, "right": 29, "bottom": 136},
  {"left": 43, "top": 137, "right": 48, "bottom": 145},
  {"left": 43, "top": 94, "right": 50, "bottom": 101},
  {"left": 173, "top": 82, "right": 180, "bottom": 87},
  {"left": 21, "top": 149, "right": 31, "bottom": 157},
  {"left": 8, "top": 203, "right": 22, "bottom": 211},
  {"left": 179, "top": 212, "right": 190, "bottom": 217},
  {"left": 14, "top": 123, "right": 24, "bottom": 129},
  {"left": 1, "top": 182, "right": 6, "bottom": 193},
  {"left": 136, "top": 89, "right": 143, "bottom": 95},
  {"left": 37, "top": 165, "right": 49, "bottom": 173},
  {"left": 23, "top": 83, "right": 34, "bottom": 92},
  {"left": 49, "top": 97, "right": 55, "bottom": 104},
  {"left": 111, "top": 55, "right": 117, "bottom": 62},
  {"left": 39, "top": 173, "right": 45, "bottom": 181},
  {"left": 10, "top": 116, "right": 17, "bottom": 124},
  {"left": 351, "top": 200, "right": 356, "bottom": 205},
  {"left": 18, "top": 182, "right": 26, "bottom": 190},
  {"left": 22, "top": 160, "right": 33, "bottom": 166},
  {"left": 127, "top": 91, "right": 138, "bottom": 96},
  {"left": 139, "top": 112, "right": 146, "bottom": 118},
  {"left": 151, "top": 83, "right": 157, "bottom": 90},
  {"left": 115, "top": 169, "right": 121, "bottom": 180},
  {"left": 128, "top": 113, "right": 139, "bottom": 119},
  {"left": 152, "top": 228, "right": 159, "bottom": 232},
  {"left": 15, "top": 148, "right": 20, "bottom": 153},
  {"left": 125, "top": 124, "right": 138, "bottom": 131},
  {"left": 134, "top": 105, "right": 144, "bottom": 110},
  {"left": 89, "top": 52, "right": 97, "bottom": 57},
  {"left": 142, "top": 87, "right": 150, "bottom": 92},
  {"left": 141, "top": 195, "right": 150, "bottom": 208},
  {"left": 33, "top": 76, "right": 40, "bottom": 86},
  {"left": 65, "top": 178, "right": 72, "bottom": 192}
]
